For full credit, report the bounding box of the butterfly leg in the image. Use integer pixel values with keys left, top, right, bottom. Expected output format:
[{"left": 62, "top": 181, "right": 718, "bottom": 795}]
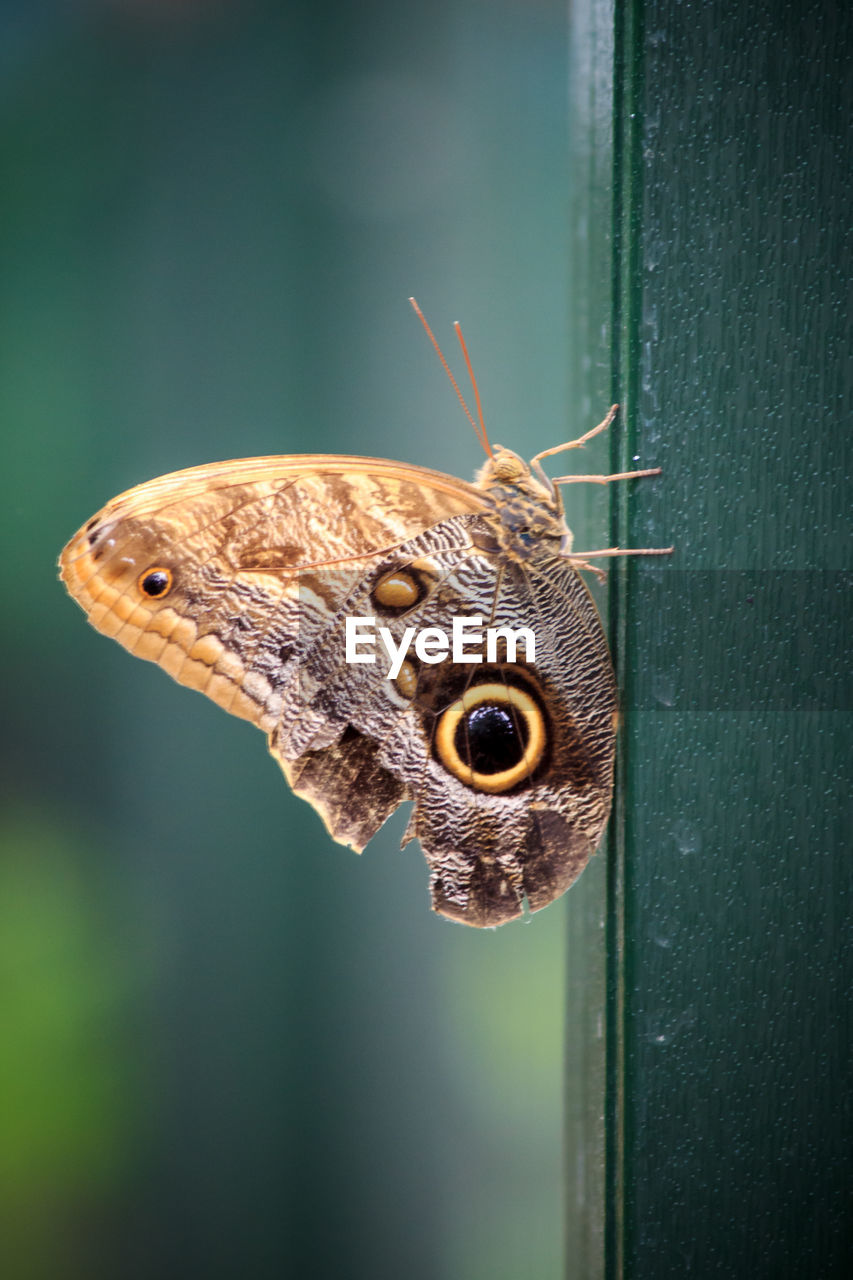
[
  {"left": 529, "top": 405, "right": 619, "bottom": 487},
  {"left": 532, "top": 406, "right": 665, "bottom": 490},
  {"left": 554, "top": 467, "right": 661, "bottom": 486},
  {"left": 567, "top": 559, "right": 608, "bottom": 582},
  {"left": 531, "top": 404, "right": 619, "bottom": 464},
  {"left": 567, "top": 545, "right": 675, "bottom": 580}
]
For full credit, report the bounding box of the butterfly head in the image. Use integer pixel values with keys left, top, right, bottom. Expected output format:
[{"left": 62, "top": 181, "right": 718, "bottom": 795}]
[
  {"left": 475, "top": 446, "right": 558, "bottom": 505},
  {"left": 474, "top": 447, "right": 568, "bottom": 558}
]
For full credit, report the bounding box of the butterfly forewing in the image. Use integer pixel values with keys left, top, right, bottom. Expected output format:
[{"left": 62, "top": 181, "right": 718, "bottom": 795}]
[{"left": 60, "top": 457, "right": 486, "bottom": 732}]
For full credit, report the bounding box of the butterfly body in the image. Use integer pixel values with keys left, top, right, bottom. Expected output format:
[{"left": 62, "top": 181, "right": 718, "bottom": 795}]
[{"left": 61, "top": 442, "right": 623, "bottom": 927}]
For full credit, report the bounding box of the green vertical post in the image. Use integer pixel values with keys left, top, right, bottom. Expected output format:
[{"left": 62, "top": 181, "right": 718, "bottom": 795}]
[{"left": 599, "top": 0, "right": 853, "bottom": 1275}]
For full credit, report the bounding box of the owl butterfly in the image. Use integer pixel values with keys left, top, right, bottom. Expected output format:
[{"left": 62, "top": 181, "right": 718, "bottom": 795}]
[{"left": 59, "top": 302, "right": 670, "bottom": 927}]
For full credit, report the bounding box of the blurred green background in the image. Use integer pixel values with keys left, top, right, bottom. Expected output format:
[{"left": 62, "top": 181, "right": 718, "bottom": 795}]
[{"left": 0, "top": 3, "right": 614, "bottom": 1277}]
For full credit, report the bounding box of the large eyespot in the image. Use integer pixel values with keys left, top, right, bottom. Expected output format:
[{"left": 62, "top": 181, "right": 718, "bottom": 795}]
[
  {"left": 371, "top": 563, "right": 435, "bottom": 615},
  {"left": 137, "top": 566, "right": 173, "bottom": 599},
  {"left": 435, "top": 681, "right": 546, "bottom": 793}
]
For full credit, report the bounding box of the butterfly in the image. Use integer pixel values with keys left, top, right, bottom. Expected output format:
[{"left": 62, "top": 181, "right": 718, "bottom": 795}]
[{"left": 59, "top": 301, "right": 670, "bottom": 927}]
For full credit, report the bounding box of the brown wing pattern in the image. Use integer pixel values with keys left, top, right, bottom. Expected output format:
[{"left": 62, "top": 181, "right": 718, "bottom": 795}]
[
  {"left": 59, "top": 456, "right": 488, "bottom": 734},
  {"left": 269, "top": 518, "right": 616, "bottom": 926},
  {"left": 59, "top": 453, "right": 617, "bottom": 927}
]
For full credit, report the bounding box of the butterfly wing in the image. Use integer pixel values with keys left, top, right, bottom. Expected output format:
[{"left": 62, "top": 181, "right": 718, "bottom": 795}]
[
  {"left": 59, "top": 455, "right": 488, "bottom": 733},
  {"left": 60, "top": 454, "right": 615, "bottom": 927},
  {"left": 269, "top": 521, "right": 616, "bottom": 926}
]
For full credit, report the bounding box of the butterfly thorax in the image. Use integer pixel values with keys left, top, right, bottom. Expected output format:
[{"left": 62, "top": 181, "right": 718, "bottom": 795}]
[{"left": 474, "top": 446, "right": 569, "bottom": 560}]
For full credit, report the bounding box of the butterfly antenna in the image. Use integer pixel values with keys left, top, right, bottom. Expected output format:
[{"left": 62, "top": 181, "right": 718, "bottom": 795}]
[
  {"left": 409, "top": 297, "right": 493, "bottom": 458},
  {"left": 452, "top": 319, "right": 492, "bottom": 458}
]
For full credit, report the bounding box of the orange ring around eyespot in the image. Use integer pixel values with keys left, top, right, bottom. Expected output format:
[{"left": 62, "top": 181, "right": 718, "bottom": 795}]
[
  {"left": 137, "top": 566, "right": 173, "bottom": 599},
  {"left": 435, "top": 682, "right": 545, "bottom": 794}
]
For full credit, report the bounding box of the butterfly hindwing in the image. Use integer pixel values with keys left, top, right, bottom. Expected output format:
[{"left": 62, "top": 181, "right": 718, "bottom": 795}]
[{"left": 268, "top": 516, "right": 615, "bottom": 926}]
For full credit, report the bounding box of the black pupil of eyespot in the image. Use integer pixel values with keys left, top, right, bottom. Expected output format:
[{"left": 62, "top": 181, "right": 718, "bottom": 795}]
[
  {"left": 455, "top": 703, "right": 528, "bottom": 775},
  {"left": 142, "top": 570, "right": 169, "bottom": 596}
]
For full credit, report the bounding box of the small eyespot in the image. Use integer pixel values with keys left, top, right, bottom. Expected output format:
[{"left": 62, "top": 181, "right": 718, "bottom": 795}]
[
  {"left": 138, "top": 567, "right": 173, "bottom": 599},
  {"left": 434, "top": 681, "right": 546, "bottom": 794},
  {"left": 394, "top": 659, "right": 419, "bottom": 700},
  {"left": 374, "top": 570, "right": 419, "bottom": 609},
  {"left": 371, "top": 562, "right": 435, "bottom": 615}
]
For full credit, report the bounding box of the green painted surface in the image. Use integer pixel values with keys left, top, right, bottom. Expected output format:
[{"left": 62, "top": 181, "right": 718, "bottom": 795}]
[
  {"left": 608, "top": 1, "right": 852, "bottom": 1275},
  {"left": 563, "top": 3, "right": 616, "bottom": 1277}
]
